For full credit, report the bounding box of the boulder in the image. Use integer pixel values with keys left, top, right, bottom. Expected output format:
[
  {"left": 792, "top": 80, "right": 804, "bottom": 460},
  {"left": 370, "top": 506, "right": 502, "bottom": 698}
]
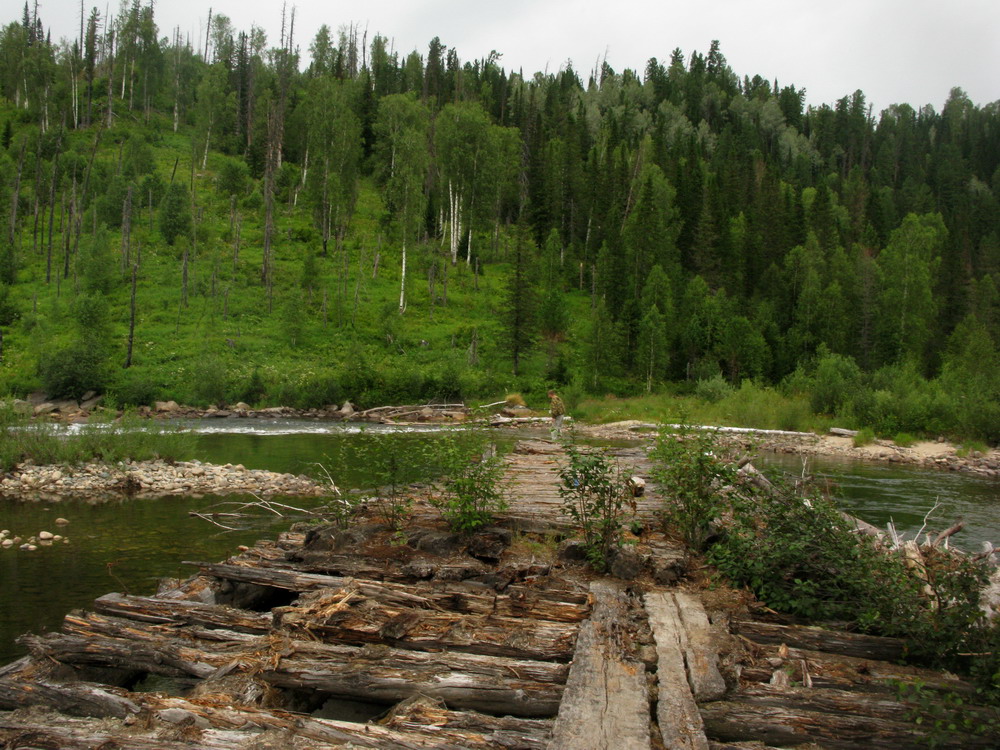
[
  {"left": 340, "top": 401, "right": 355, "bottom": 417},
  {"left": 233, "top": 402, "right": 251, "bottom": 411},
  {"left": 52, "top": 399, "right": 81, "bottom": 414},
  {"left": 33, "top": 402, "right": 58, "bottom": 416},
  {"left": 26, "top": 390, "right": 49, "bottom": 406},
  {"left": 154, "top": 400, "right": 181, "bottom": 413}
]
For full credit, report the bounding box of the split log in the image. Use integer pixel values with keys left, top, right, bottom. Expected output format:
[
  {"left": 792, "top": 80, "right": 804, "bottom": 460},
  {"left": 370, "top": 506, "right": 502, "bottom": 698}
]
[
  {"left": 0, "top": 678, "right": 140, "bottom": 718},
  {"left": 549, "top": 581, "right": 651, "bottom": 749},
  {"left": 733, "top": 619, "right": 906, "bottom": 662},
  {"left": 700, "top": 698, "right": 996, "bottom": 749},
  {"left": 644, "top": 592, "right": 711, "bottom": 750},
  {"left": 275, "top": 589, "right": 579, "bottom": 661},
  {"left": 94, "top": 592, "right": 273, "bottom": 633}
]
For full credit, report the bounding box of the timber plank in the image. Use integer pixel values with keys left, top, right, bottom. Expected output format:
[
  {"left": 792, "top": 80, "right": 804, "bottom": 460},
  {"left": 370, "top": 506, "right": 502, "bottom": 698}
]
[
  {"left": 549, "top": 581, "right": 651, "bottom": 749},
  {"left": 644, "top": 592, "right": 710, "bottom": 750}
]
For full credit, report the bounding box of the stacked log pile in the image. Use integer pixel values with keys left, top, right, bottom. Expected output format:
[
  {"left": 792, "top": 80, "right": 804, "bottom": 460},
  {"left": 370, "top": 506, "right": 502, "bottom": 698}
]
[{"left": 0, "top": 440, "right": 996, "bottom": 748}]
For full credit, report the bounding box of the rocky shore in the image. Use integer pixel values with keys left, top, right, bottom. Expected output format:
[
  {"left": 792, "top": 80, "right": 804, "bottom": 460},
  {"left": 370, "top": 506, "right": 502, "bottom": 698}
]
[
  {"left": 578, "top": 421, "right": 1000, "bottom": 478},
  {"left": 0, "top": 459, "right": 328, "bottom": 501}
]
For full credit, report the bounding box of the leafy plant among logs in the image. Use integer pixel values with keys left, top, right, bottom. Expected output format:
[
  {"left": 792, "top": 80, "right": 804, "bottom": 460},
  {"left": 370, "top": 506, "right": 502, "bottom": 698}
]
[
  {"left": 558, "top": 445, "right": 635, "bottom": 572},
  {"left": 651, "top": 423, "right": 1000, "bottom": 701},
  {"left": 432, "top": 430, "right": 509, "bottom": 534}
]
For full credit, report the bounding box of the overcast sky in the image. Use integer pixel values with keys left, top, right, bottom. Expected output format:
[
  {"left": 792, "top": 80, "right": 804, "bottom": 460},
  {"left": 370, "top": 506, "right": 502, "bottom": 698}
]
[{"left": 31, "top": 0, "right": 1000, "bottom": 115}]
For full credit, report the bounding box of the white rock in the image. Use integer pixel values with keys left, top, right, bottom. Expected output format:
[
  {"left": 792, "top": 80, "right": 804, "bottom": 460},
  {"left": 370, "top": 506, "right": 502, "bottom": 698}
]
[
  {"left": 39, "top": 531, "right": 54, "bottom": 540},
  {"left": 1, "top": 539, "right": 12, "bottom": 548}
]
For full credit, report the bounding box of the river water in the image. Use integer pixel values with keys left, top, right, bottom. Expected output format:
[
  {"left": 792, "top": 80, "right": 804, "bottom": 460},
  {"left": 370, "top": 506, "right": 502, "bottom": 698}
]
[{"left": 1, "top": 420, "right": 997, "bottom": 664}]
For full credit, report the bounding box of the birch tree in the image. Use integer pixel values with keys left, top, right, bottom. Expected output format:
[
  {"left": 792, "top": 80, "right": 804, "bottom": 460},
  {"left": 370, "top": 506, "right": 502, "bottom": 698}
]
[{"left": 374, "top": 93, "right": 429, "bottom": 314}]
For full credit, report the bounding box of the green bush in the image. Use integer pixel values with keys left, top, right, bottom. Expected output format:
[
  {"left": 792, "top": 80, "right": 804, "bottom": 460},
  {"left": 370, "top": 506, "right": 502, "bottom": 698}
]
[
  {"left": 694, "top": 373, "right": 734, "bottom": 403},
  {"left": 853, "top": 427, "right": 876, "bottom": 447},
  {"left": 651, "top": 426, "right": 739, "bottom": 550},
  {"left": 432, "top": 431, "right": 508, "bottom": 534},
  {"left": 559, "top": 445, "right": 635, "bottom": 571},
  {"left": 38, "top": 342, "right": 110, "bottom": 400}
]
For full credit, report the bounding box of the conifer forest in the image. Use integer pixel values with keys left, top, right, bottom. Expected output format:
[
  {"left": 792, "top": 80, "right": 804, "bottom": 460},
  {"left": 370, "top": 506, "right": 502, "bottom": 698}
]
[{"left": 0, "top": 4, "right": 999, "bottom": 442}]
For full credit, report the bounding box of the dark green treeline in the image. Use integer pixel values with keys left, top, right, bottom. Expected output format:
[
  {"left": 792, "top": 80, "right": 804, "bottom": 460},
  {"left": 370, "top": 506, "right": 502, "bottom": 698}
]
[{"left": 0, "top": 6, "right": 999, "bottom": 440}]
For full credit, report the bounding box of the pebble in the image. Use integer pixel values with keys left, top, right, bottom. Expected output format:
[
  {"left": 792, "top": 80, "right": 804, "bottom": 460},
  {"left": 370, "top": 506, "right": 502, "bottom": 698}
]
[{"left": 38, "top": 531, "right": 53, "bottom": 540}]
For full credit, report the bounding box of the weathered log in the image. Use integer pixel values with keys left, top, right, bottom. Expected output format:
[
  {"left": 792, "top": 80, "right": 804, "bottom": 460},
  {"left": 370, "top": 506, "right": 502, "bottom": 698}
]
[
  {"left": 645, "top": 592, "right": 711, "bottom": 750},
  {"left": 700, "top": 698, "right": 996, "bottom": 749},
  {"left": 261, "top": 639, "right": 568, "bottom": 717},
  {"left": 549, "top": 581, "right": 652, "bottom": 749},
  {"left": 738, "top": 642, "right": 976, "bottom": 695},
  {"left": 193, "top": 562, "right": 590, "bottom": 622},
  {"left": 829, "top": 427, "right": 859, "bottom": 437},
  {"left": 382, "top": 695, "right": 554, "bottom": 749},
  {"left": 734, "top": 619, "right": 906, "bottom": 661},
  {"left": 736, "top": 683, "right": 999, "bottom": 728},
  {"left": 0, "top": 714, "right": 262, "bottom": 750},
  {"left": 142, "top": 693, "right": 532, "bottom": 749},
  {"left": 30, "top": 614, "right": 569, "bottom": 718},
  {"left": 94, "top": 592, "right": 273, "bottom": 633},
  {"left": 0, "top": 678, "right": 140, "bottom": 719},
  {"left": 20, "top": 631, "right": 226, "bottom": 680},
  {"left": 275, "top": 588, "right": 579, "bottom": 661}
]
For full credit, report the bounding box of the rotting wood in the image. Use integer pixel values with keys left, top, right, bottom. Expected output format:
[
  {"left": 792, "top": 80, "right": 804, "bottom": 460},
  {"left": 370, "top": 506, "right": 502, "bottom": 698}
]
[
  {"left": 736, "top": 683, "right": 998, "bottom": 727},
  {"left": 94, "top": 592, "right": 273, "bottom": 633},
  {"left": 0, "top": 678, "right": 140, "bottom": 719},
  {"left": 259, "top": 639, "right": 568, "bottom": 717},
  {"left": 700, "top": 698, "right": 996, "bottom": 749},
  {"left": 733, "top": 619, "right": 906, "bottom": 662},
  {"left": 671, "top": 592, "right": 727, "bottom": 700},
  {"left": 644, "top": 592, "right": 710, "bottom": 750},
  {"left": 549, "top": 581, "right": 652, "bottom": 749},
  {"left": 29, "top": 617, "right": 569, "bottom": 718},
  {"left": 275, "top": 588, "right": 579, "bottom": 661},
  {"left": 737, "top": 642, "right": 976, "bottom": 695},
  {"left": 382, "top": 695, "right": 554, "bottom": 749},
  {"left": 193, "top": 561, "right": 591, "bottom": 623}
]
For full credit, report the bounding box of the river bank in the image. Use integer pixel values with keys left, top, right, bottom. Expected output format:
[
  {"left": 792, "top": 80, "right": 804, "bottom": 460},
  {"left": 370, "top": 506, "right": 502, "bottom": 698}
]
[{"left": 576, "top": 420, "right": 1000, "bottom": 478}]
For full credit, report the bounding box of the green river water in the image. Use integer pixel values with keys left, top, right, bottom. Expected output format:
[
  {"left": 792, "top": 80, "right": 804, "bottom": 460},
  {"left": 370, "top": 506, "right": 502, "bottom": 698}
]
[{"left": 1, "top": 421, "right": 997, "bottom": 665}]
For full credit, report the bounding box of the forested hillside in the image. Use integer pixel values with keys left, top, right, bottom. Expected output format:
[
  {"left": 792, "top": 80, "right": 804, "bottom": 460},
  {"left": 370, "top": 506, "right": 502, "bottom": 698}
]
[{"left": 1, "top": 4, "right": 998, "bottom": 441}]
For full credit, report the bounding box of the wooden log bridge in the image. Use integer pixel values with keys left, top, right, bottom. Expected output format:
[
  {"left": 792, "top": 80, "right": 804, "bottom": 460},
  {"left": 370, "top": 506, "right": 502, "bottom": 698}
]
[{"left": 0, "top": 440, "right": 993, "bottom": 749}]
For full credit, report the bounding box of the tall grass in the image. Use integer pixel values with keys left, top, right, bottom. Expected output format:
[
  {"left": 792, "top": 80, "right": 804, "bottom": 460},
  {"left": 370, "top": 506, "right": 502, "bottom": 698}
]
[
  {"left": 573, "top": 381, "right": 827, "bottom": 433},
  {"left": 0, "top": 405, "right": 195, "bottom": 471}
]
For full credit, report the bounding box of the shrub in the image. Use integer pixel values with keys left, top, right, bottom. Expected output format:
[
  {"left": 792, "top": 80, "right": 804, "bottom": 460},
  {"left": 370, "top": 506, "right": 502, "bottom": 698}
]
[
  {"left": 432, "top": 431, "right": 508, "bottom": 534},
  {"left": 694, "top": 373, "right": 734, "bottom": 403},
  {"left": 558, "top": 445, "right": 635, "bottom": 571},
  {"left": 853, "top": 427, "right": 876, "bottom": 447},
  {"left": 38, "top": 341, "right": 110, "bottom": 400},
  {"left": 651, "top": 425, "right": 740, "bottom": 549}
]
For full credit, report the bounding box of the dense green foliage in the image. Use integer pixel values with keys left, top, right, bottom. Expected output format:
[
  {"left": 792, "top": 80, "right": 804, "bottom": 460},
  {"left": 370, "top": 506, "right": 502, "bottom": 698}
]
[{"left": 1, "top": 8, "right": 999, "bottom": 440}]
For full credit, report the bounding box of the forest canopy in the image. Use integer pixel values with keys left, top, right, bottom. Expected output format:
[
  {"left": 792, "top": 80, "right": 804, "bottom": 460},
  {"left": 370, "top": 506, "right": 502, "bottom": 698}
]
[{"left": 0, "top": 4, "right": 998, "bottom": 442}]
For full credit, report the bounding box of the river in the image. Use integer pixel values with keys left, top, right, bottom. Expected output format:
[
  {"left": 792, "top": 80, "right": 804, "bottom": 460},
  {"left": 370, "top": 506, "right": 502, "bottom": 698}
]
[{"left": 1, "top": 420, "right": 997, "bottom": 664}]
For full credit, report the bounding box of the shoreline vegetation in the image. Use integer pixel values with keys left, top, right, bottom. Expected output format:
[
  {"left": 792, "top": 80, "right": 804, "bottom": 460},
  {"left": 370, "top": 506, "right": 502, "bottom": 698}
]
[{"left": 3, "top": 392, "right": 998, "bottom": 488}]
